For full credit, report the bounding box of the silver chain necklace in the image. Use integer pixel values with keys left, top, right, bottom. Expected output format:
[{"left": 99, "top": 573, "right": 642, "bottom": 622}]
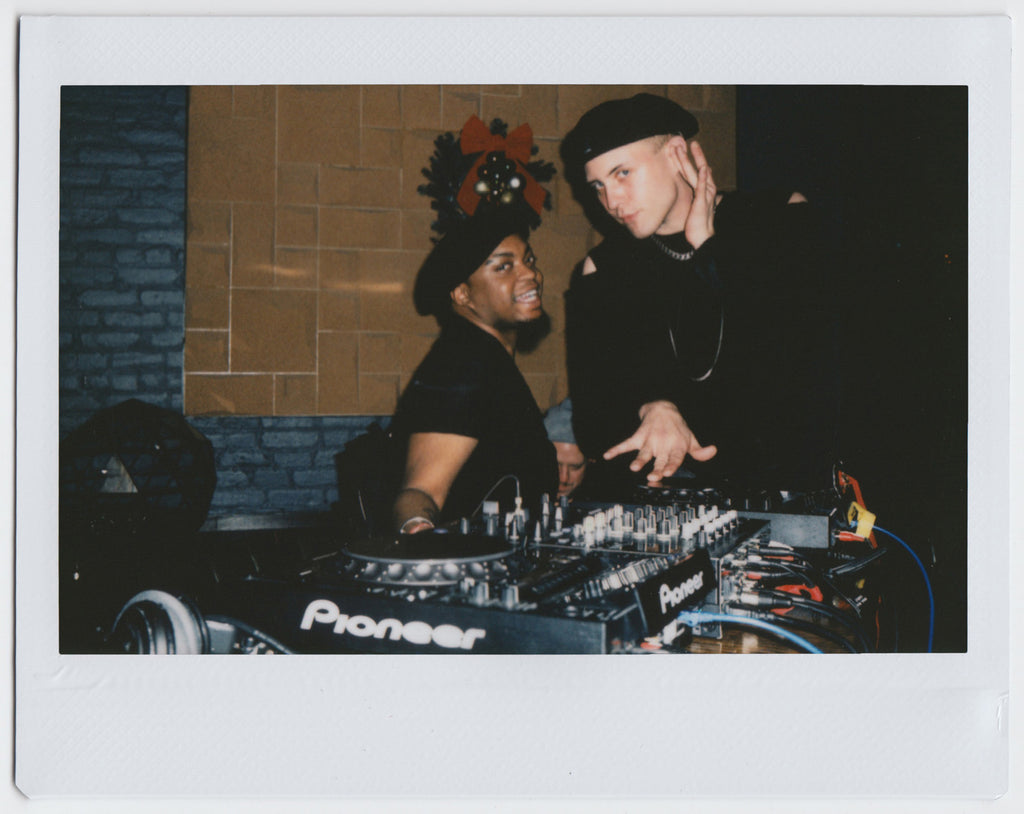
[
  {"left": 650, "top": 234, "right": 694, "bottom": 262},
  {"left": 652, "top": 235, "right": 724, "bottom": 381}
]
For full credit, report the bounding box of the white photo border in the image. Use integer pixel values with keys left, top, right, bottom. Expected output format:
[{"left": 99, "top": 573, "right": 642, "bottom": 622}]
[{"left": 15, "top": 14, "right": 1010, "bottom": 800}]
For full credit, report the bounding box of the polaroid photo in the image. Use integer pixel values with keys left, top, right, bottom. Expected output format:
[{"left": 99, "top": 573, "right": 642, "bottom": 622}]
[{"left": 13, "top": 11, "right": 1011, "bottom": 805}]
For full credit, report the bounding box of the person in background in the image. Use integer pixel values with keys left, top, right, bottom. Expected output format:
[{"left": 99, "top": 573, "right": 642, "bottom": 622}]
[{"left": 542, "top": 398, "right": 591, "bottom": 500}]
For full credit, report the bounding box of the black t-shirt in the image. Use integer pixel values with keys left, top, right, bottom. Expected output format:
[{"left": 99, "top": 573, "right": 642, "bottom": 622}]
[
  {"left": 565, "top": 189, "right": 840, "bottom": 491},
  {"left": 390, "top": 315, "right": 557, "bottom": 522}
]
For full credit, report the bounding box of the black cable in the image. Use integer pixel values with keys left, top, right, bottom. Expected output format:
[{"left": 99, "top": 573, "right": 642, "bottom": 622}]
[
  {"left": 470, "top": 473, "right": 521, "bottom": 517},
  {"left": 758, "top": 557, "right": 867, "bottom": 623},
  {"left": 757, "top": 589, "right": 874, "bottom": 653},
  {"left": 827, "top": 545, "right": 889, "bottom": 578}
]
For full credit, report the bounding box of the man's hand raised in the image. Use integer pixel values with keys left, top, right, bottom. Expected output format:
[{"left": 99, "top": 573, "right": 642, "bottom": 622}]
[
  {"left": 602, "top": 400, "right": 717, "bottom": 482},
  {"left": 669, "top": 139, "right": 718, "bottom": 250}
]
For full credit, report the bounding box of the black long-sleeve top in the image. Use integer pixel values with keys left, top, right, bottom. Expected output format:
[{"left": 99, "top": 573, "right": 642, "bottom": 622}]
[{"left": 565, "top": 189, "right": 840, "bottom": 491}]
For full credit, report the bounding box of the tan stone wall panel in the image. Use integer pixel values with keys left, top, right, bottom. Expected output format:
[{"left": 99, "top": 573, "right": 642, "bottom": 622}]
[
  {"left": 360, "top": 287, "right": 431, "bottom": 334},
  {"left": 278, "top": 163, "right": 319, "bottom": 205},
  {"left": 362, "top": 85, "right": 401, "bottom": 129},
  {"left": 401, "top": 85, "right": 442, "bottom": 131},
  {"left": 319, "top": 291, "right": 360, "bottom": 331},
  {"left": 189, "top": 86, "right": 233, "bottom": 120},
  {"left": 187, "top": 201, "right": 231, "bottom": 244},
  {"left": 359, "top": 332, "right": 401, "bottom": 373},
  {"left": 233, "top": 86, "right": 276, "bottom": 120},
  {"left": 320, "top": 208, "right": 402, "bottom": 250},
  {"left": 482, "top": 85, "right": 521, "bottom": 96},
  {"left": 357, "top": 248, "right": 422, "bottom": 283},
  {"left": 186, "top": 373, "right": 273, "bottom": 415},
  {"left": 321, "top": 167, "right": 401, "bottom": 209},
  {"left": 184, "top": 329, "right": 229, "bottom": 372},
  {"left": 401, "top": 209, "right": 436, "bottom": 253},
  {"left": 231, "top": 289, "right": 317, "bottom": 372},
  {"left": 401, "top": 130, "right": 443, "bottom": 209},
  {"left": 188, "top": 116, "right": 275, "bottom": 202},
  {"left": 480, "top": 95, "right": 524, "bottom": 134},
  {"left": 275, "top": 374, "right": 317, "bottom": 415},
  {"left": 276, "top": 205, "right": 317, "bottom": 247},
  {"left": 361, "top": 128, "right": 402, "bottom": 169},
  {"left": 186, "top": 84, "right": 736, "bottom": 416},
  {"left": 232, "top": 203, "right": 275, "bottom": 288},
  {"left": 520, "top": 86, "right": 561, "bottom": 140},
  {"left": 441, "top": 87, "right": 481, "bottom": 132},
  {"left": 359, "top": 373, "right": 400, "bottom": 415},
  {"left": 278, "top": 85, "right": 361, "bottom": 166},
  {"left": 186, "top": 245, "right": 230, "bottom": 289},
  {"left": 274, "top": 247, "right": 317, "bottom": 289},
  {"left": 319, "top": 249, "right": 361, "bottom": 291},
  {"left": 692, "top": 110, "right": 737, "bottom": 191},
  {"left": 317, "top": 332, "right": 360, "bottom": 414},
  {"left": 185, "top": 286, "right": 229, "bottom": 329},
  {"left": 667, "top": 85, "right": 706, "bottom": 111}
]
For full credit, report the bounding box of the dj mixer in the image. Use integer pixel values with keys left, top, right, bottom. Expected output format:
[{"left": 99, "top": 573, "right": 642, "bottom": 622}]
[{"left": 97, "top": 482, "right": 855, "bottom": 656}]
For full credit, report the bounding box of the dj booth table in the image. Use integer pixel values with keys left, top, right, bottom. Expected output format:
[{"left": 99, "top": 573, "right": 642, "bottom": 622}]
[{"left": 61, "top": 481, "right": 897, "bottom": 657}]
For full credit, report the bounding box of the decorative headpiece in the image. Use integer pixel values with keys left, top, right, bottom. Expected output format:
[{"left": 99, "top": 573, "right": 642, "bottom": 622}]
[
  {"left": 418, "top": 115, "right": 556, "bottom": 237},
  {"left": 413, "top": 116, "right": 556, "bottom": 317}
]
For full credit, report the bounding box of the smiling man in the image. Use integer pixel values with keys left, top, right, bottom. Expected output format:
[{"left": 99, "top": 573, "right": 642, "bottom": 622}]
[
  {"left": 389, "top": 207, "right": 557, "bottom": 534},
  {"left": 560, "top": 93, "right": 839, "bottom": 493}
]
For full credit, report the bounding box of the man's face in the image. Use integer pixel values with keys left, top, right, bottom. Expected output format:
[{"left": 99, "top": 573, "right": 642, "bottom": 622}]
[
  {"left": 455, "top": 234, "right": 544, "bottom": 328},
  {"left": 583, "top": 136, "right": 691, "bottom": 239},
  {"left": 553, "top": 441, "right": 587, "bottom": 498}
]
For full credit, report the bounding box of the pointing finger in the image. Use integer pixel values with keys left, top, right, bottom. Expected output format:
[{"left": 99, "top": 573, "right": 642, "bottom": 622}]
[{"left": 603, "top": 436, "right": 640, "bottom": 460}]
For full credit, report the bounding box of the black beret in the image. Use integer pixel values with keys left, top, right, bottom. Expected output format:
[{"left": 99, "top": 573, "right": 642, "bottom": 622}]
[
  {"left": 561, "top": 93, "right": 699, "bottom": 174},
  {"left": 413, "top": 207, "right": 529, "bottom": 317}
]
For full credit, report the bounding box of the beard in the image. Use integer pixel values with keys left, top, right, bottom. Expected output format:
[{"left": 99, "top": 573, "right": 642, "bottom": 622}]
[{"left": 511, "top": 310, "right": 551, "bottom": 354}]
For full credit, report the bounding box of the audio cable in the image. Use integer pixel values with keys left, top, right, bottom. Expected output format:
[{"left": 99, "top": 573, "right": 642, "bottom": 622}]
[
  {"left": 470, "top": 473, "right": 521, "bottom": 517},
  {"left": 738, "top": 608, "right": 862, "bottom": 653},
  {"left": 742, "top": 588, "right": 874, "bottom": 653},
  {"left": 676, "top": 609, "right": 823, "bottom": 654},
  {"left": 874, "top": 525, "right": 935, "bottom": 653}
]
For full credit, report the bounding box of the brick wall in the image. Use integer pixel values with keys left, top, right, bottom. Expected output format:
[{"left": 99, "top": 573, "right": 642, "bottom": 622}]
[
  {"left": 59, "top": 86, "right": 189, "bottom": 435},
  {"left": 59, "top": 84, "right": 736, "bottom": 519},
  {"left": 59, "top": 86, "right": 382, "bottom": 518},
  {"left": 184, "top": 84, "right": 737, "bottom": 418}
]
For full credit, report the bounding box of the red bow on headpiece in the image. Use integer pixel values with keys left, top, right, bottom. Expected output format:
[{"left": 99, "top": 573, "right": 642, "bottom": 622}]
[{"left": 456, "top": 115, "right": 547, "bottom": 217}]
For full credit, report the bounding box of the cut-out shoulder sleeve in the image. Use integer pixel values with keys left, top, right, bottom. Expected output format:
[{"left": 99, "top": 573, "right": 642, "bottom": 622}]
[{"left": 581, "top": 254, "right": 597, "bottom": 275}]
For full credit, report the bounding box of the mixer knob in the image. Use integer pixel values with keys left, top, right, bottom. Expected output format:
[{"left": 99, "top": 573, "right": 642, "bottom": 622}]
[{"left": 502, "top": 584, "right": 519, "bottom": 609}]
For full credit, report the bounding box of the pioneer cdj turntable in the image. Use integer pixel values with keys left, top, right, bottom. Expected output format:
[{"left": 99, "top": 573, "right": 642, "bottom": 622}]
[{"left": 87, "top": 481, "right": 851, "bottom": 656}]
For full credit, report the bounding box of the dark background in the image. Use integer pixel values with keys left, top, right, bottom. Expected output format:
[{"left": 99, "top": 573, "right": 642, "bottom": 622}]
[{"left": 737, "top": 85, "right": 968, "bottom": 651}]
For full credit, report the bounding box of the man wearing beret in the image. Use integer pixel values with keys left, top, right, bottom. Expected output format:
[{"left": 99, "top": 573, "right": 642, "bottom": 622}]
[
  {"left": 389, "top": 207, "right": 557, "bottom": 534},
  {"left": 561, "top": 93, "right": 838, "bottom": 493}
]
